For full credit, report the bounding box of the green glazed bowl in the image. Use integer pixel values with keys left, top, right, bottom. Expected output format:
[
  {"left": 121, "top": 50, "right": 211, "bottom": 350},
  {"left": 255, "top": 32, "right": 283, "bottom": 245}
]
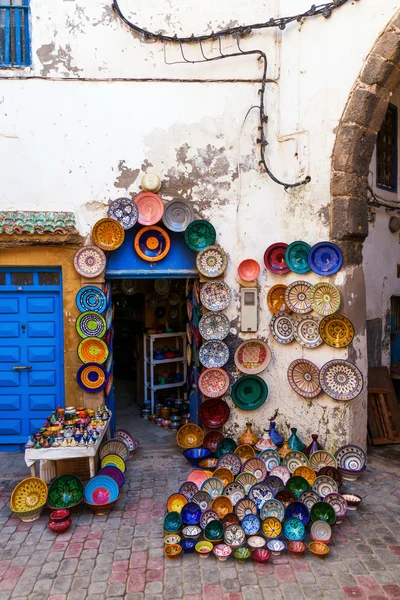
[
  {"left": 285, "top": 476, "right": 310, "bottom": 499},
  {"left": 164, "top": 511, "right": 183, "bottom": 533},
  {"left": 204, "top": 519, "right": 224, "bottom": 541},
  {"left": 233, "top": 546, "right": 251, "bottom": 562},
  {"left": 184, "top": 220, "right": 216, "bottom": 251},
  {"left": 231, "top": 376, "right": 268, "bottom": 411},
  {"left": 216, "top": 437, "right": 237, "bottom": 458},
  {"left": 310, "top": 502, "right": 336, "bottom": 525},
  {"left": 48, "top": 475, "right": 84, "bottom": 510}
]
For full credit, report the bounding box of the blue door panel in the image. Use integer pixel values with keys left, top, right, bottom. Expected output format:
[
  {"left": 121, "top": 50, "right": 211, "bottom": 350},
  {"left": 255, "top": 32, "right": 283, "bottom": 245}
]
[
  {"left": 0, "top": 347, "right": 20, "bottom": 362},
  {"left": 27, "top": 297, "right": 54, "bottom": 313},
  {"left": 28, "top": 346, "right": 56, "bottom": 362},
  {"left": 0, "top": 395, "right": 21, "bottom": 410},
  {"left": 29, "top": 419, "right": 47, "bottom": 434},
  {"left": 27, "top": 322, "right": 55, "bottom": 337},
  {"left": 29, "top": 394, "right": 56, "bottom": 411},
  {"left": 0, "top": 420, "right": 21, "bottom": 435},
  {"left": 29, "top": 371, "right": 56, "bottom": 386},
  {"left": 0, "top": 323, "right": 19, "bottom": 337},
  {"left": 0, "top": 372, "right": 19, "bottom": 386},
  {"left": 0, "top": 298, "right": 18, "bottom": 313}
]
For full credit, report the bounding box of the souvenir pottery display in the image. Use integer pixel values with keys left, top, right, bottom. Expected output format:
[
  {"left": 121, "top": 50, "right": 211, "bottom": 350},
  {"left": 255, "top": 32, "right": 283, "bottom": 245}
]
[
  {"left": 108, "top": 197, "right": 139, "bottom": 229},
  {"left": 234, "top": 339, "right": 271, "bottom": 375},
  {"left": 162, "top": 198, "right": 194, "bottom": 232},
  {"left": 267, "top": 285, "right": 291, "bottom": 314},
  {"left": 196, "top": 245, "right": 228, "bottom": 278},
  {"left": 237, "top": 422, "right": 259, "bottom": 446},
  {"left": 238, "top": 259, "right": 260, "bottom": 281}
]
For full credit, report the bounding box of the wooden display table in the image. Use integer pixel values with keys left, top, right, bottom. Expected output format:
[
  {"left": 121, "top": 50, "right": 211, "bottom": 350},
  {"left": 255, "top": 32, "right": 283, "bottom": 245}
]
[{"left": 25, "top": 416, "right": 111, "bottom": 483}]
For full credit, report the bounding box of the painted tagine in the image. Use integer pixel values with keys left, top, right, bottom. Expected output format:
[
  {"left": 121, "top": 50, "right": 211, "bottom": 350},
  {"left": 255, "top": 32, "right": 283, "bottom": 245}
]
[
  {"left": 304, "top": 434, "right": 324, "bottom": 457},
  {"left": 278, "top": 440, "right": 291, "bottom": 459},
  {"left": 255, "top": 429, "right": 277, "bottom": 452},
  {"left": 238, "top": 422, "right": 259, "bottom": 446},
  {"left": 288, "top": 427, "right": 306, "bottom": 452},
  {"left": 48, "top": 509, "right": 72, "bottom": 534}
]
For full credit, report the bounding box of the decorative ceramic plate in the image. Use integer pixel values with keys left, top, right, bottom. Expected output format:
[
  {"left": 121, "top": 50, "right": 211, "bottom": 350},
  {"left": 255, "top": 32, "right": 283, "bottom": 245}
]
[
  {"left": 263, "top": 475, "right": 285, "bottom": 495},
  {"left": 200, "top": 281, "right": 231, "bottom": 312},
  {"left": 73, "top": 246, "right": 106, "bottom": 278},
  {"left": 308, "top": 282, "right": 341, "bottom": 316},
  {"left": 199, "top": 340, "right": 229, "bottom": 368},
  {"left": 11, "top": 477, "right": 48, "bottom": 513},
  {"left": 262, "top": 516, "right": 283, "bottom": 539},
  {"left": 299, "top": 490, "right": 320, "bottom": 510},
  {"left": 105, "top": 306, "right": 113, "bottom": 330},
  {"left": 99, "top": 438, "right": 130, "bottom": 462},
  {"left": 216, "top": 453, "right": 242, "bottom": 476},
  {"left": 258, "top": 449, "right": 280, "bottom": 472},
  {"left": 76, "top": 311, "right": 107, "bottom": 339},
  {"left": 285, "top": 476, "right": 311, "bottom": 500},
  {"left": 78, "top": 337, "right": 109, "bottom": 364},
  {"left": 318, "top": 466, "right": 342, "bottom": 488},
  {"left": 231, "top": 375, "right": 268, "bottom": 411},
  {"left": 115, "top": 429, "right": 138, "bottom": 454},
  {"left": 92, "top": 218, "right": 125, "bottom": 251},
  {"left": 285, "top": 501, "right": 310, "bottom": 525},
  {"left": 192, "top": 491, "right": 212, "bottom": 512},
  {"left": 242, "top": 514, "right": 261, "bottom": 535},
  {"left": 320, "top": 314, "right": 355, "bottom": 348},
  {"left": 235, "top": 498, "right": 257, "bottom": 520},
  {"left": 285, "top": 241, "right": 311, "bottom": 274},
  {"left": 267, "top": 285, "right": 291, "bottom": 314},
  {"left": 154, "top": 279, "right": 170, "bottom": 296},
  {"left": 198, "top": 368, "right": 230, "bottom": 398},
  {"left": 176, "top": 424, "right": 204, "bottom": 449},
  {"left": 200, "top": 478, "right": 225, "bottom": 499},
  {"left": 224, "top": 524, "right": 246, "bottom": 547},
  {"left": 235, "top": 473, "right": 257, "bottom": 494},
  {"left": 162, "top": 198, "right": 194, "bottom": 232},
  {"left": 97, "top": 466, "right": 125, "bottom": 488},
  {"left": 243, "top": 458, "right": 268, "bottom": 483},
  {"left": 196, "top": 245, "right": 228, "bottom": 278},
  {"left": 234, "top": 340, "right": 271, "bottom": 375},
  {"left": 284, "top": 281, "right": 312, "bottom": 314},
  {"left": 167, "top": 493, "right": 188, "bottom": 514},
  {"left": 260, "top": 499, "right": 285, "bottom": 522},
  {"left": 100, "top": 454, "right": 126, "bottom": 473},
  {"left": 283, "top": 518, "right": 306, "bottom": 541},
  {"left": 76, "top": 363, "right": 107, "bottom": 393},
  {"left": 312, "top": 476, "right": 338, "bottom": 498},
  {"left": 283, "top": 451, "right": 308, "bottom": 473},
  {"left": 248, "top": 483, "right": 274, "bottom": 509},
  {"left": 199, "top": 312, "right": 230, "bottom": 341},
  {"left": 186, "top": 299, "right": 193, "bottom": 321},
  {"left": 310, "top": 502, "right": 336, "bottom": 525},
  {"left": 238, "top": 259, "right": 260, "bottom": 282},
  {"left": 186, "top": 470, "right": 209, "bottom": 488},
  {"left": 169, "top": 308, "right": 178, "bottom": 320},
  {"left": 269, "top": 466, "right": 291, "bottom": 486},
  {"left": 270, "top": 312, "right": 295, "bottom": 344},
  {"left": 334, "top": 445, "right": 366, "bottom": 471},
  {"left": 309, "top": 451, "right": 337, "bottom": 471},
  {"left": 134, "top": 226, "right": 170, "bottom": 262},
  {"left": 308, "top": 242, "right": 343, "bottom": 276},
  {"left": 287, "top": 359, "right": 322, "bottom": 399},
  {"left": 292, "top": 466, "right": 316, "bottom": 486},
  {"left": 211, "top": 496, "right": 234, "bottom": 520},
  {"left": 47, "top": 475, "right": 83, "bottom": 510},
  {"left": 76, "top": 286, "right": 107, "bottom": 313},
  {"left": 319, "top": 359, "right": 363, "bottom": 401},
  {"left": 134, "top": 192, "right": 164, "bottom": 226},
  {"left": 203, "top": 431, "right": 224, "bottom": 453},
  {"left": 185, "top": 220, "right": 216, "bottom": 251},
  {"left": 264, "top": 243, "right": 290, "bottom": 275},
  {"left": 235, "top": 444, "right": 256, "bottom": 462},
  {"left": 168, "top": 292, "right": 180, "bottom": 306},
  {"left": 200, "top": 509, "right": 220, "bottom": 529},
  {"left": 324, "top": 493, "right": 348, "bottom": 519},
  {"left": 310, "top": 520, "right": 332, "bottom": 542},
  {"left": 213, "top": 468, "right": 234, "bottom": 487},
  {"left": 108, "top": 197, "right": 138, "bottom": 230},
  {"left": 199, "top": 398, "right": 230, "bottom": 429},
  {"left": 224, "top": 482, "right": 246, "bottom": 506},
  {"left": 294, "top": 316, "right": 323, "bottom": 348}
]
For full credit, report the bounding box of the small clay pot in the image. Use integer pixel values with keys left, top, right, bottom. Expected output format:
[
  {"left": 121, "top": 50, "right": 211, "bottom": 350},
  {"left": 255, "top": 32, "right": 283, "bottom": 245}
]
[{"left": 48, "top": 509, "right": 72, "bottom": 534}]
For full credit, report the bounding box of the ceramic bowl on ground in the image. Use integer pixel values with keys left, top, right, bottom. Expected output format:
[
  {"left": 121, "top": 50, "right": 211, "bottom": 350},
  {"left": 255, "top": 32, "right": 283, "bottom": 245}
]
[
  {"left": 286, "top": 540, "right": 306, "bottom": 555},
  {"left": 299, "top": 490, "right": 320, "bottom": 511},
  {"left": 310, "top": 502, "right": 336, "bottom": 525},
  {"left": 216, "top": 437, "right": 237, "bottom": 458},
  {"left": 162, "top": 419, "right": 172, "bottom": 428},
  {"left": 248, "top": 535, "right": 267, "bottom": 550},
  {"left": 235, "top": 444, "right": 256, "bottom": 463},
  {"left": 242, "top": 514, "right": 261, "bottom": 536},
  {"left": 285, "top": 501, "right": 310, "bottom": 525},
  {"left": 200, "top": 509, "right": 220, "bottom": 530},
  {"left": 164, "top": 544, "right": 183, "bottom": 560},
  {"left": 252, "top": 548, "right": 271, "bottom": 564},
  {"left": 318, "top": 466, "right": 343, "bottom": 488},
  {"left": 261, "top": 517, "right": 282, "bottom": 539},
  {"left": 310, "top": 520, "right": 332, "bottom": 543},
  {"left": 213, "top": 543, "right": 232, "bottom": 561},
  {"left": 164, "top": 511, "right": 183, "bottom": 532},
  {"left": 213, "top": 468, "right": 234, "bottom": 487},
  {"left": 324, "top": 492, "right": 348, "bottom": 522},
  {"left": 342, "top": 493, "right": 362, "bottom": 510},
  {"left": 204, "top": 519, "right": 224, "bottom": 542},
  {"left": 266, "top": 539, "right": 286, "bottom": 555},
  {"left": 193, "top": 491, "right": 212, "bottom": 512},
  {"left": 292, "top": 466, "right": 316, "bottom": 486},
  {"left": 180, "top": 538, "right": 196, "bottom": 554},
  {"left": 181, "top": 502, "right": 201, "bottom": 526},
  {"left": 97, "top": 467, "right": 125, "bottom": 488},
  {"left": 84, "top": 497, "right": 119, "bottom": 516},
  {"left": 164, "top": 534, "right": 181, "bottom": 545},
  {"left": 338, "top": 466, "right": 366, "bottom": 482},
  {"left": 84, "top": 476, "right": 119, "bottom": 505},
  {"left": 233, "top": 546, "right": 251, "bottom": 563},
  {"left": 47, "top": 475, "right": 84, "bottom": 510},
  {"left": 335, "top": 444, "right": 367, "bottom": 471},
  {"left": 10, "top": 477, "right": 47, "bottom": 521},
  {"left": 183, "top": 447, "right": 212, "bottom": 467},
  {"left": 11, "top": 505, "right": 45, "bottom": 523},
  {"left": 309, "top": 541, "right": 329, "bottom": 556},
  {"left": 199, "top": 458, "right": 218, "bottom": 470},
  {"left": 275, "top": 490, "right": 296, "bottom": 508},
  {"left": 182, "top": 525, "right": 201, "bottom": 539},
  {"left": 179, "top": 481, "right": 198, "bottom": 502},
  {"left": 211, "top": 495, "right": 234, "bottom": 520},
  {"left": 195, "top": 540, "right": 213, "bottom": 558},
  {"left": 283, "top": 517, "right": 306, "bottom": 541},
  {"left": 167, "top": 493, "right": 188, "bottom": 513},
  {"left": 286, "top": 476, "right": 311, "bottom": 499},
  {"left": 222, "top": 512, "right": 240, "bottom": 529}
]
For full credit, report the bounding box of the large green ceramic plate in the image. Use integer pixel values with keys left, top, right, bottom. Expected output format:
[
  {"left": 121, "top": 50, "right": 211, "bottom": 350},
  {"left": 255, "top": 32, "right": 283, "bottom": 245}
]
[
  {"left": 184, "top": 220, "right": 216, "bottom": 251},
  {"left": 231, "top": 375, "right": 268, "bottom": 411},
  {"left": 285, "top": 241, "right": 311, "bottom": 274},
  {"left": 48, "top": 475, "right": 84, "bottom": 509}
]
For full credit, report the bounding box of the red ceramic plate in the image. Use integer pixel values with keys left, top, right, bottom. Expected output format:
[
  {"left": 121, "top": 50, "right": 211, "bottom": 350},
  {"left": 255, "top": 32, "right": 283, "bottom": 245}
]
[
  {"left": 198, "top": 368, "right": 230, "bottom": 398},
  {"left": 203, "top": 431, "right": 224, "bottom": 453},
  {"left": 199, "top": 398, "right": 230, "bottom": 429},
  {"left": 186, "top": 469, "right": 210, "bottom": 488},
  {"left": 238, "top": 259, "right": 261, "bottom": 282},
  {"left": 134, "top": 192, "right": 164, "bottom": 226},
  {"left": 264, "top": 243, "right": 290, "bottom": 275}
]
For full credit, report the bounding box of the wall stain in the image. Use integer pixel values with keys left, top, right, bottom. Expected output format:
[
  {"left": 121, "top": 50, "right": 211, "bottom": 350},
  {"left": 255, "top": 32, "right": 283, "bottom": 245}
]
[
  {"left": 114, "top": 160, "right": 140, "bottom": 189},
  {"left": 36, "top": 43, "right": 81, "bottom": 76}
]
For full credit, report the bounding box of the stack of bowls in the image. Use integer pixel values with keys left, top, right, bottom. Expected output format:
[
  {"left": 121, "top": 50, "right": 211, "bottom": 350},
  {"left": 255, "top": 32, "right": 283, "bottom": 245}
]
[{"left": 84, "top": 475, "right": 120, "bottom": 515}]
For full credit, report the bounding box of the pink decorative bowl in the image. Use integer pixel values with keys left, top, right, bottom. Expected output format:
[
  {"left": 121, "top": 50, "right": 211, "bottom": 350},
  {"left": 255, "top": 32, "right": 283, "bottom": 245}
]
[{"left": 238, "top": 259, "right": 261, "bottom": 282}]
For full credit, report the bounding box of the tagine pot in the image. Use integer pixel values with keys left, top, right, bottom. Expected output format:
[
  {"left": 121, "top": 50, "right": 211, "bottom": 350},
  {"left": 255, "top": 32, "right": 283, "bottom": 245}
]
[
  {"left": 238, "top": 422, "right": 258, "bottom": 446},
  {"left": 304, "top": 434, "right": 324, "bottom": 457},
  {"left": 48, "top": 509, "right": 72, "bottom": 534},
  {"left": 288, "top": 428, "right": 306, "bottom": 452},
  {"left": 255, "top": 429, "right": 276, "bottom": 452},
  {"left": 269, "top": 422, "right": 284, "bottom": 447},
  {"left": 278, "top": 440, "right": 291, "bottom": 459}
]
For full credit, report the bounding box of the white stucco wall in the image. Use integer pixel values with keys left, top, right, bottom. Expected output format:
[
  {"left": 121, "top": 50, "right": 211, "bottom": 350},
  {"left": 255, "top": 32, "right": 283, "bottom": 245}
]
[{"left": 1, "top": 0, "right": 400, "bottom": 450}]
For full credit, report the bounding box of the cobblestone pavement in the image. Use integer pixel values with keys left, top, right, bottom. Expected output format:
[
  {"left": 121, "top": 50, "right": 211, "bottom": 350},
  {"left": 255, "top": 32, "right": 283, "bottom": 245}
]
[{"left": 0, "top": 441, "right": 399, "bottom": 600}]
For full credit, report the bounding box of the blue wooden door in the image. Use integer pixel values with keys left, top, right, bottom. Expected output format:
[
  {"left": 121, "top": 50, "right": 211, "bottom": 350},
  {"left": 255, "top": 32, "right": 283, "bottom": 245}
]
[{"left": 0, "top": 269, "right": 64, "bottom": 451}]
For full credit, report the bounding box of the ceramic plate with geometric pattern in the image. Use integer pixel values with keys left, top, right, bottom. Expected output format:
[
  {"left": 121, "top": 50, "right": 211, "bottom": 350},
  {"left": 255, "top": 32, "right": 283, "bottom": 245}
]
[
  {"left": 270, "top": 312, "right": 295, "bottom": 344},
  {"left": 319, "top": 314, "right": 355, "bottom": 348},
  {"left": 196, "top": 245, "right": 228, "bottom": 278},
  {"left": 308, "top": 282, "right": 341, "bottom": 316},
  {"left": 294, "top": 315, "right": 322, "bottom": 348},
  {"left": 199, "top": 312, "right": 230, "bottom": 341},
  {"left": 319, "top": 360, "right": 363, "bottom": 401},
  {"left": 284, "top": 281, "right": 313, "bottom": 314},
  {"left": 287, "top": 359, "right": 322, "bottom": 399}
]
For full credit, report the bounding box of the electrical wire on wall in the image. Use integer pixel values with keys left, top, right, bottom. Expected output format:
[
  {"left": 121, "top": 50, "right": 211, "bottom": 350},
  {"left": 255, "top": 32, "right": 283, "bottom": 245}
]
[{"left": 112, "top": 0, "right": 356, "bottom": 190}]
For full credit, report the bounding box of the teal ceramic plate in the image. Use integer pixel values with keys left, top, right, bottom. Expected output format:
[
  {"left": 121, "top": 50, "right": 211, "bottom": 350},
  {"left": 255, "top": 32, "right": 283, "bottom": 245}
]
[
  {"left": 285, "top": 241, "right": 311, "bottom": 274},
  {"left": 231, "top": 376, "right": 268, "bottom": 411},
  {"left": 185, "top": 220, "right": 216, "bottom": 251}
]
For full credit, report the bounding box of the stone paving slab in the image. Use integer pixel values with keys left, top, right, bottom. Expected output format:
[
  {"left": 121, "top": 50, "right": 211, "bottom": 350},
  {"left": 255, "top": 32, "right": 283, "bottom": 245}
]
[{"left": 0, "top": 443, "right": 399, "bottom": 599}]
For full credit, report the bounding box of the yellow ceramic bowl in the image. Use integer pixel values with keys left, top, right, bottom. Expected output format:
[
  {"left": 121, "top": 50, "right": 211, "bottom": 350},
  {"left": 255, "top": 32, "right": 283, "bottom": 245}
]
[
  {"left": 164, "top": 534, "right": 181, "bottom": 545},
  {"left": 176, "top": 424, "right": 204, "bottom": 449},
  {"left": 309, "top": 541, "right": 329, "bottom": 556},
  {"left": 235, "top": 444, "right": 256, "bottom": 462},
  {"left": 164, "top": 544, "right": 182, "bottom": 560},
  {"left": 211, "top": 495, "right": 233, "bottom": 520},
  {"left": 167, "top": 494, "right": 187, "bottom": 514},
  {"left": 10, "top": 478, "right": 48, "bottom": 513},
  {"left": 262, "top": 517, "right": 282, "bottom": 539},
  {"left": 195, "top": 540, "right": 213, "bottom": 558},
  {"left": 100, "top": 454, "right": 126, "bottom": 473},
  {"left": 293, "top": 466, "right": 316, "bottom": 485},
  {"left": 213, "top": 468, "right": 234, "bottom": 487}
]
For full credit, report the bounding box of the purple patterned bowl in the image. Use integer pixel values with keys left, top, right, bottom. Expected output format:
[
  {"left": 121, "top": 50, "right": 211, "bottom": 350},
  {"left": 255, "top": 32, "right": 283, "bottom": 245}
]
[{"left": 97, "top": 467, "right": 125, "bottom": 487}]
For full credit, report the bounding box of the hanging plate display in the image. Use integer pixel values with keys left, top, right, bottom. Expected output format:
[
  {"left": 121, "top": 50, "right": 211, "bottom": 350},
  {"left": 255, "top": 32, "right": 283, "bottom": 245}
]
[
  {"left": 134, "top": 192, "right": 164, "bottom": 226},
  {"left": 76, "top": 286, "right": 107, "bottom": 314},
  {"left": 308, "top": 282, "right": 341, "bottom": 316},
  {"left": 108, "top": 197, "right": 138, "bottom": 230},
  {"left": 285, "top": 241, "right": 311, "bottom": 274},
  {"left": 78, "top": 337, "right": 109, "bottom": 364},
  {"left": 308, "top": 242, "right": 343, "bottom": 276},
  {"left": 319, "top": 359, "right": 363, "bottom": 401},
  {"left": 186, "top": 344, "right": 192, "bottom": 366},
  {"left": 169, "top": 308, "right": 178, "bottom": 320},
  {"left": 264, "top": 243, "right": 290, "bottom": 275},
  {"left": 162, "top": 198, "right": 194, "bottom": 232},
  {"left": 284, "top": 281, "right": 313, "bottom": 314},
  {"left": 121, "top": 280, "right": 137, "bottom": 296},
  {"left": 200, "top": 281, "right": 231, "bottom": 311},
  {"left": 154, "top": 279, "right": 170, "bottom": 296},
  {"left": 269, "top": 312, "right": 295, "bottom": 344},
  {"left": 199, "top": 312, "right": 230, "bottom": 341},
  {"left": 231, "top": 375, "right": 268, "bottom": 411},
  {"left": 199, "top": 398, "right": 230, "bottom": 429},
  {"left": 238, "top": 259, "right": 260, "bottom": 282},
  {"left": 234, "top": 340, "right": 271, "bottom": 375},
  {"left": 76, "top": 363, "right": 107, "bottom": 393},
  {"left": 76, "top": 312, "right": 107, "bottom": 339},
  {"left": 185, "top": 220, "right": 216, "bottom": 251},
  {"left": 196, "top": 245, "right": 228, "bottom": 278},
  {"left": 319, "top": 314, "right": 355, "bottom": 348},
  {"left": 294, "top": 315, "right": 323, "bottom": 349},
  {"left": 267, "top": 285, "right": 291, "bottom": 314},
  {"left": 287, "top": 359, "right": 321, "bottom": 399},
  {"left": 198, "top": 368, "right": 230, "bottom": 398},
  {"left": 73, "top": 246, "right": 106, "bottom": 278},
  {"left": 105, "top": 351, "right": 113, "bottom": 373},
  {"left": 199, "top": 340, "right": 229, "bottom": 368},
  {"left": 169, "top": 292, "right": 180, "bottom": 306},
  {"left": 92, "top": 218, "right": 125, "bottom": 251},
  {"left": 134, "top": 226, "right": 170, "bottom": 262}
]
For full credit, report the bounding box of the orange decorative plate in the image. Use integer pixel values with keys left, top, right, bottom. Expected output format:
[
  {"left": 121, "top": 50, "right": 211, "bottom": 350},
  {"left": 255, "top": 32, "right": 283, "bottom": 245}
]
[
  {"left": 213, "top": 468, "right": 234, "bottom": 487},
  {"left": 134, "top": 226, "right": 171, "bottom": 262},
  {"left": 211, "top": 495, "right": 233, "bottom": 519},
  {"left": 267, "top": 285, "right": 291, "bottom": 314},
  {"left": 176, "top": 424, "right": 204, "bottom": 449},
  {"left": 167, "top": 493, "right": 188, "bottom": 513},
  {"left": 234, "top": 444, "right": 256, "bottom": 462},
  {"left": 135, "top": 192, "right": 165, "bottom": 226},
  {"left": 78, "top": 337, "right": 109, "bottom": 364},
  {"left": 293, "top": 466, "right": 316, "bottom": 485},
  {"left": 92, "top": 218, "right": 125, "bottom": 251}
]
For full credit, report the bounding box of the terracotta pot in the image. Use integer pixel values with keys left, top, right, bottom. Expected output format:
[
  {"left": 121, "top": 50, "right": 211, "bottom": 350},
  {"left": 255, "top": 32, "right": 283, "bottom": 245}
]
[
  {"left": 160, "top": 408, "right": 171, "bottom": 420},
  {"left": 238, "top": 422, "right": 258, "bottom": 446},
  {"left": 48, "top": 509, "right": 72, "bottom": 534}
]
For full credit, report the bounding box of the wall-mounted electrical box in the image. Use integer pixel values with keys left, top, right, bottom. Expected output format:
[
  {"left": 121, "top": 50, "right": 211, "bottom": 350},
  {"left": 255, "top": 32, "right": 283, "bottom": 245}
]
[{"left": 240, "top": 287, "right": 258, "bottom": 332}]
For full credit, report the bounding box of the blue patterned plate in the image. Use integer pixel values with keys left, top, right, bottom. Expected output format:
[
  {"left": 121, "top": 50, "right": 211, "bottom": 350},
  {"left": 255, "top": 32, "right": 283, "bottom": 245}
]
[
  {"left": 283, "top": 517, "right": 306, "bottom": 541},
  {"left": 308, "top": 242, "right": 343, "bottom": 276},
  {"left": 108, "top": 197, "right": 139, "bottom": 230},
  {"left": 242, "top": 514, "right": 261, "bottom": 535},
  {"left": 285, "top": 501, "right": 310, "bottom": 525},
  {"left": 248, "top": 483, "right": 274, "bottom": 510},
  {"left": 258, "top": 449, "right": 280, "bottom": 471},
  {"left": 76, "top": 286, "right": 107, "bottom": 313},
  {"left": 199, "top": 341, "right": 229, "bottom": 368},
  {"left": 216, "top": 453, "right": 242, "bottom": 476}
]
